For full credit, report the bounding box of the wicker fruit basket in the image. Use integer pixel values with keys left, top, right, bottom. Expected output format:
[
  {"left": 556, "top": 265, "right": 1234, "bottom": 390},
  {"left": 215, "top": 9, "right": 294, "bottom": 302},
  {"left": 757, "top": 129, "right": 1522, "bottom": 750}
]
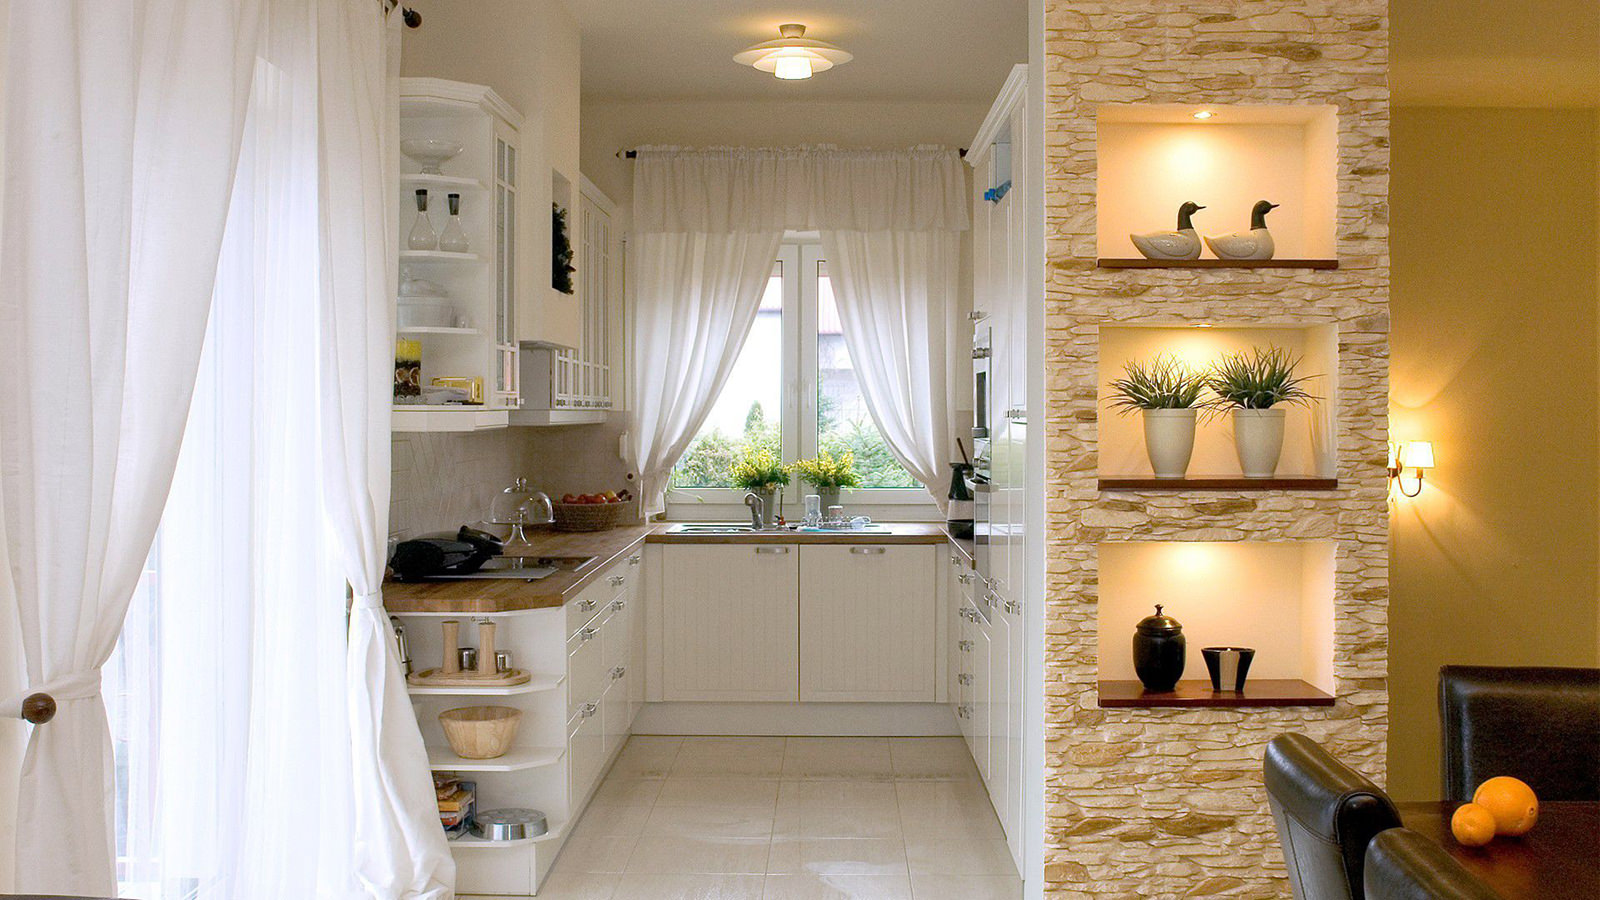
[{"left": 551, "top": 501, "right": 629, "bottom": 533}]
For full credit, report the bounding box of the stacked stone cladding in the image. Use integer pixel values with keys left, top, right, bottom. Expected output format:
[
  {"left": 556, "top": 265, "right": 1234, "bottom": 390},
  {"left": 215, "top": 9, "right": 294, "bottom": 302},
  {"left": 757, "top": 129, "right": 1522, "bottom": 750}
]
[{"left": 1042, "top": 2, "right": 1389, "bottom": 897}]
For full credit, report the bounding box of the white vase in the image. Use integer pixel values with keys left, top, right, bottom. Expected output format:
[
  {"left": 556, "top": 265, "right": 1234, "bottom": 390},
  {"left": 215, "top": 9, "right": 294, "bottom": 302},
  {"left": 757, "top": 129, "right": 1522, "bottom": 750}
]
[
  {"left": 1142, "top": 409, "right": 1197, "bottom": 479},
  {"left": 1233, "top": 408, "right": 1287, "bottom": 478}
]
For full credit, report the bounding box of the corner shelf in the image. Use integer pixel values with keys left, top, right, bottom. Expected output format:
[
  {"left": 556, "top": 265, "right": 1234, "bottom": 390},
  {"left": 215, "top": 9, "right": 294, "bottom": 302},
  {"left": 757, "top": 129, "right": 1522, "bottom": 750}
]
[
  {"left": 407, "top": 672, "right": 564, "bottom": 697},
  {"left": 1099, "top": 477, "right": 1338, "bottom": 492},
  {"left": 398, "top": 325, "right": 481, "bottom": 337},
  {"left": 1097, "top": 679, "right": 1334, "bottom": 709},
  {"left": 401, "top": 173, "right": 486, "bottom": 191},
  {"left": 426, "top": 744, "right": 566, "bottom": 773},
  {"left": 448, "top": 823, "right": 565, "bottom": 849},
  {"left": 1097, "top": 258, "right": 1339, "bottom": 270},
  {"left": 400, "top": 249, "right": 483, "bottom": 263}
]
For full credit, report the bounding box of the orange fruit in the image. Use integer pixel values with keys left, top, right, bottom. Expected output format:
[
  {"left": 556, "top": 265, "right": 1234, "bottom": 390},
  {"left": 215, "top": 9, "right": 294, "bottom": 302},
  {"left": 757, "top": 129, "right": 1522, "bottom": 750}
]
[
  {"left": 1472, "top": 776, "right": 1539, "bottom": 837},
  {"left": 1450, "top": 803, "right": 1497, "bottom": 847}
]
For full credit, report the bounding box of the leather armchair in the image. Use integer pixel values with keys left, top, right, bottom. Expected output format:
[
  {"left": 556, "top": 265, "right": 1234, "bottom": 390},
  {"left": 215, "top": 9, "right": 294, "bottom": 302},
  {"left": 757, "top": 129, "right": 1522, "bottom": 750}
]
[
  {"left": 1363, "top": 828, "right": 1500, "bottom": 900},
  {"left": 1439, "top": 665, "right": 1600, "bottom": 801},
  {"left": 1265, "top": 733, "right": 1403, "bottom": 900}
]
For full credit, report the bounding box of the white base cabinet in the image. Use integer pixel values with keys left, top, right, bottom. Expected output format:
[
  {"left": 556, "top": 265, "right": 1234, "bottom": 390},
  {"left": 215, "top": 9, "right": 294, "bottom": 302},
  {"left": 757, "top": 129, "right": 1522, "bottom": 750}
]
[
  {"left": 660, "top": 544, "right": 801, "bottom": 701},
  {"left": 800, "top": 545, "right": 938, "bottom": 702}
]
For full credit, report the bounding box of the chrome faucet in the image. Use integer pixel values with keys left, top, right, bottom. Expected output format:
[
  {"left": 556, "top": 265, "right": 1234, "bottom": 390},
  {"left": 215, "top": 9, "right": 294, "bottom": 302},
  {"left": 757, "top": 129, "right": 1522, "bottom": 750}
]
[{"left": 743, "top": 491, "right": 766, "bottom": 530}]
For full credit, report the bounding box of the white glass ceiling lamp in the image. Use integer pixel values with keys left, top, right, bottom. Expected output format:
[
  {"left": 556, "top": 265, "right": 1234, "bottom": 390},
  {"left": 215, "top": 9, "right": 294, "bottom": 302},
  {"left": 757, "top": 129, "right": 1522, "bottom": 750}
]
[{"left": 734, "top": 24, "right": 853, "bottom": 80}]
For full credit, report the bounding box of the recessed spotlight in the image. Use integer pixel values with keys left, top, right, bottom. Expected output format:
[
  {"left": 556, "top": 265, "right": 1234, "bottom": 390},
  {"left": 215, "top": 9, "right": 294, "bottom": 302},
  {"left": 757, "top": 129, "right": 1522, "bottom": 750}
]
[
  {"left": 1192, "top": 110, "right": 1215, "bottom": 120},
  {"left": 1193, "top": 322, "right": 1214, "bottom": 328}
]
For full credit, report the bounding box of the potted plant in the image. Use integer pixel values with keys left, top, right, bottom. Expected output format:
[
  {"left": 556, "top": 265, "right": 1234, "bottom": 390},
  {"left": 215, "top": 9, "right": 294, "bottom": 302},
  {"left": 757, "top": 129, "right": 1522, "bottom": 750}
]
[
  {"left": 729, "top": 448, "right": 790, "bottom": 517},
  {"left": 1206, "top": 346, "right": 1316, "bottom": 478},
  {"left": 1108, "top": 354, "right": 1209, "bottom": 479},
  {"left": 790, "top": 449, "right": 863, "bottom": 513}
]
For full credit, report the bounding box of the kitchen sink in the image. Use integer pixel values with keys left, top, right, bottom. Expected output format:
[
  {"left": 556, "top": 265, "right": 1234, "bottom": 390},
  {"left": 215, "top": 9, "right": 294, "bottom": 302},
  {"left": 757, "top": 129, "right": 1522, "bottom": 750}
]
[{"left": 665, "top": 524, "right": 758, "bottom": 534}]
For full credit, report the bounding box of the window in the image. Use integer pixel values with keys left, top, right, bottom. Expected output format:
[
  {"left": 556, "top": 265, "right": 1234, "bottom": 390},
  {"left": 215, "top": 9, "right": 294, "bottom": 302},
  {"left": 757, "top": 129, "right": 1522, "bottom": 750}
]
[{"left": 670, "top": 240, "right": 928, "bottom": 509}]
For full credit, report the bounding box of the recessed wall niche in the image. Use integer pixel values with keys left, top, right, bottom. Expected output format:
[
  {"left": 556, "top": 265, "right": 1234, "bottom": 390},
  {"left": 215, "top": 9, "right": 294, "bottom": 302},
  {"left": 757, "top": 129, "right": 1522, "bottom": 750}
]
[
  {"left": 1098, "top": 324, "right": 1338, "bottom": 483},
  {"left": 1096, "top": 104, "right": 1339, "bottom": 262},
  {"left": 1097, "top": 541, "right": 1337, "bottom": 695}
]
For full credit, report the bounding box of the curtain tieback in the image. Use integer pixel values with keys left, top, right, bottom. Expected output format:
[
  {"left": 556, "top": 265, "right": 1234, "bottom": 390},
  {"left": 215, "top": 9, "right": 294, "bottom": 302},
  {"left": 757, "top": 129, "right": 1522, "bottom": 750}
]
[
  {"left": 2, "top": 668, "right": 102, "bottom": 723},
  {"left": 351, "top": 587, "right": 385, "bottom": 611}
]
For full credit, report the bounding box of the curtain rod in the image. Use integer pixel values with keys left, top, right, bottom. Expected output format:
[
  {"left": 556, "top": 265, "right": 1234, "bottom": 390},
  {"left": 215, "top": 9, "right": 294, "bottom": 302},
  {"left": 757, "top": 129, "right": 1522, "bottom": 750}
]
[
  {"left": 616, "top": 147, "right": 967, "bottom": 159},
  {"left": 382, "top": 0, "right": 422, "bottom": 28}
]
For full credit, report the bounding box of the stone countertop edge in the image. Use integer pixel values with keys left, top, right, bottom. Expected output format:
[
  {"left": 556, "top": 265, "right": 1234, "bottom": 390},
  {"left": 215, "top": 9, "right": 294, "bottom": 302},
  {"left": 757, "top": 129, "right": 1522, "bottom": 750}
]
[{"left": 383, "top": 522, "right": 971, "bottom": 614}]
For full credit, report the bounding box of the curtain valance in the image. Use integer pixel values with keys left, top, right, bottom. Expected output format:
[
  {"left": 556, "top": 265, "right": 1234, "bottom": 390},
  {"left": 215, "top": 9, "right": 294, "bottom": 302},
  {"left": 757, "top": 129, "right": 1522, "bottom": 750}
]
[{"left": 631, "top": 146, "right": 970, "bottom": 234}]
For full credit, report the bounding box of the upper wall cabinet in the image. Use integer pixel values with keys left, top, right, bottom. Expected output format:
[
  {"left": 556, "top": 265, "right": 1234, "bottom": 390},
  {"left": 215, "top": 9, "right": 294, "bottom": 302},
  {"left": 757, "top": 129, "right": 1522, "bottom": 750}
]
[
  {"left": 1096, "top": 104, "right": 1339, "bottom": 267},
  {"left": 395, "top": 78, "right": 524, "bottom": 433}
]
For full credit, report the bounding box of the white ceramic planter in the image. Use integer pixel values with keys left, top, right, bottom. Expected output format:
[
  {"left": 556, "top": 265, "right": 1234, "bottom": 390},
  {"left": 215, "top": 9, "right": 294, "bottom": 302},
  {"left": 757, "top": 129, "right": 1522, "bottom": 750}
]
[
  {"left": 1142, "top": 408, "right": 1197, "bottom": 478},
  {"left": 1233, "top": 408, "right": 1287, "bottom": 478}
]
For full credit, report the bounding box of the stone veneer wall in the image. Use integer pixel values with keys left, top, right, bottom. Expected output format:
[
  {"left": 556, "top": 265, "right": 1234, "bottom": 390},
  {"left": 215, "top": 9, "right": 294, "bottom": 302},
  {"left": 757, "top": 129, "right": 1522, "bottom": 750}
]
[{"left": 1042, "top": 3, "right": 1389, "bottom": 897}]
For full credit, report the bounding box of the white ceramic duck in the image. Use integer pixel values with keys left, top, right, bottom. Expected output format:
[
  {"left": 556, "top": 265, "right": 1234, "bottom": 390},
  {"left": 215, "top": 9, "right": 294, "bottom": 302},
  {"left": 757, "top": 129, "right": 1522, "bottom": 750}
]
[
  {"left": 1205, "top": 200, "right": 1279, "bottom": 260},
  {"left": 1130, "top": 201, "right": 1205, "bottom": 260}
]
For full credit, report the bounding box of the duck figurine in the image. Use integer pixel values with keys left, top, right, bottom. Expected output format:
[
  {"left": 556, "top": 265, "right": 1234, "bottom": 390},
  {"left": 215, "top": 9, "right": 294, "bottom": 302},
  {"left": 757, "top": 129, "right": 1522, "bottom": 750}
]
[
  {"left": 1205, "top": 200, "right": 1280, "bottom": 260},
  {"left": 1130, "top": 201, "right": 1205, "bottom": 260}
]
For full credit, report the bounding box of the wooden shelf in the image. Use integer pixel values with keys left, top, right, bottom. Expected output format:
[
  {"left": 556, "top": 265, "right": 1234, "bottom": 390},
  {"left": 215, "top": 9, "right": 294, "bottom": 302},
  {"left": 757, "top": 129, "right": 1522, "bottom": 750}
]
[
  {"left": 426, "top": 744, "right": 566, "bottom": 773},
  {"left": 1097, "top": 679, "right": 1335, "bottom": 709},
  {"left": 1097, "top": 258, "right": 1339, "bottom": 270},
  {"left": 1099, "top": 477, "right": 1338, "bottom": 492},
  {"left": 408, "top": 673, "right": 564, "bottom": 696}
]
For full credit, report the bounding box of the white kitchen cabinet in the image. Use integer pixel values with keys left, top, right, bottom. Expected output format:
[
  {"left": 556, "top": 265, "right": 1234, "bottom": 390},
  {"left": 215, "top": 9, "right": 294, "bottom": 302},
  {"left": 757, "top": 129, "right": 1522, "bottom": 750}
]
[
  {"left": 661, "top": 545, "right": 801, "bottom": 701},
  {"left": 798, "top": 545, "right": 937, "bottom": 702}
]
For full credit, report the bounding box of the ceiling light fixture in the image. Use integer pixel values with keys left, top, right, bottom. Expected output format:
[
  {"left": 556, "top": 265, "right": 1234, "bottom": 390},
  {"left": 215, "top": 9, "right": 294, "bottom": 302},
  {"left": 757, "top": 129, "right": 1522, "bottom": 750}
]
[{"left": 734, "top": 24, "right": 853, "bottom": 81}]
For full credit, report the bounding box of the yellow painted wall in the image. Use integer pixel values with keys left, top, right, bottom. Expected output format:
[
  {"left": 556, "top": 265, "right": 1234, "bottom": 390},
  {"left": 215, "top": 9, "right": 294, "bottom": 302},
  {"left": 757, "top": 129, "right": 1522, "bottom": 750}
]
[{"left": 1389, "top": 106, "right": 1600, "bottom": 800}]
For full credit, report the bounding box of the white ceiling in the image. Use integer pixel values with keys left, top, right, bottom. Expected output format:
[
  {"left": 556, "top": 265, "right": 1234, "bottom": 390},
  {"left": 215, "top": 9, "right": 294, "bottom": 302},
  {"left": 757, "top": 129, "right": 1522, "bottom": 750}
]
[{"left": 570, "top": 0, "right": 1028, "bottom": 103}]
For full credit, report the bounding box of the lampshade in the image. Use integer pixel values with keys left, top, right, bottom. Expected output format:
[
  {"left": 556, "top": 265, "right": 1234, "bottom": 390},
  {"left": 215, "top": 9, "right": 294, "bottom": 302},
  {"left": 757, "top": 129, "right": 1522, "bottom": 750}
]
[
  {"left": 1403, "top": 441, "right": 1434, "bottom": 469},
  {"left": 734, "top": 24, "right": 853, "bottom": 80}
]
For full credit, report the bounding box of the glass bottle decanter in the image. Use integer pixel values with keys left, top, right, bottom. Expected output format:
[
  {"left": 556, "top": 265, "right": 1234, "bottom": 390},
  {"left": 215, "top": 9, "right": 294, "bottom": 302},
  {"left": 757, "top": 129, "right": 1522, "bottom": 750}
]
[
  {"left": 438, "top": 192, "right": 470, "bottom": 253},
  {"left": 407, "top": 189, "right": 437, "bottom": 251}
]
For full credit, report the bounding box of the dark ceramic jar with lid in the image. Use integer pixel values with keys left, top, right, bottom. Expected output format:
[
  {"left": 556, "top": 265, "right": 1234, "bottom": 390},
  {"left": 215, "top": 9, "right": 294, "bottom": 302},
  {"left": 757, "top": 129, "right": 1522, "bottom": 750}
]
[{"left": 1133, "top": 604, "right": 1186, "bottom": 692}]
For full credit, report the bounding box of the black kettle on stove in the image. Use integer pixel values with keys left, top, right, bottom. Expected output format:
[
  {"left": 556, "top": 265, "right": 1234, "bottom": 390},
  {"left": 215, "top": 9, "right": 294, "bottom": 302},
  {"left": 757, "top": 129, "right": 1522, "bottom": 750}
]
[{"left": 389, "top": 526, "right": 503, "bottom": 581}]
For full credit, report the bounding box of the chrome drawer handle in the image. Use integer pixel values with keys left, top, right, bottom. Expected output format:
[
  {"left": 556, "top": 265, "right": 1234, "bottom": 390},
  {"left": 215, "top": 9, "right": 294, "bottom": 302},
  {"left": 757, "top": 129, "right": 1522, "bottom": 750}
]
[
  {"left": 579, "top": 627, "right": 597, "bottom": 642},
  {"left": 612, "top": 598, "right": 627, "bottom": 611},
  {"left": 959, "top": 640, "right": 973, "bottom": 652},
  {"left": 611, "top": 666, "right": 626, "bottom": 680},
  {"left": 609, "top": 574, "right": 626, "bottom": 587},
  {"left": 850, "top": 546, "right": 886, "bottom": 555},
  {"left": 627, "top": 554, "right": 641, "bottom": 565},
  {"left": 576, "top": 599, "right": 596, "bottom": 612},
  {"left": 958, "top": 673, "right": 973, "bottom": 686},
  {"left": 755, "top": 546, "right": 789, "bottom": 555},
  {"left": 581, "top": 702, "right": 598, "bottom": 718},
  {"left": 958, "top": 572, "right": 972, "bottom": 584},
  {"left": 949, "top": 555, "right": 960, "bottom": 566}
]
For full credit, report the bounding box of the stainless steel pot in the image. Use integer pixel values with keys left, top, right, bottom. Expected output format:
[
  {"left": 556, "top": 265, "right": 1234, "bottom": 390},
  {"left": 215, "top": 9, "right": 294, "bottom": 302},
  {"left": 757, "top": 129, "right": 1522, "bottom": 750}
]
[{"left": 471, "top": 807, "right": 548, "bottom": 841}]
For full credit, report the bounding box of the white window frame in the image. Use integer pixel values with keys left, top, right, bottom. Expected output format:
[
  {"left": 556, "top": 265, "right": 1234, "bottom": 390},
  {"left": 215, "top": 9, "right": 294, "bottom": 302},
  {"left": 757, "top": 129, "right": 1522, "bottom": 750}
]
[{"left": 666, "top": 236, "right": 938, "bottom": 520}]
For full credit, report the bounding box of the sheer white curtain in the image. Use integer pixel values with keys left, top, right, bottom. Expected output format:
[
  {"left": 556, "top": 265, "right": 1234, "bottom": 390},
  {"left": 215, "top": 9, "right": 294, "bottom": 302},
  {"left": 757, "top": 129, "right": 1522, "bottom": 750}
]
[
  {"left": 0, "top": 2, "right": 261, "bottom": 894},
  {"left": 819, "top": 228, "right": 964, "bottom": 505},
  {"left": 626, "top": 146, "right": 967, "bottom": 509}
]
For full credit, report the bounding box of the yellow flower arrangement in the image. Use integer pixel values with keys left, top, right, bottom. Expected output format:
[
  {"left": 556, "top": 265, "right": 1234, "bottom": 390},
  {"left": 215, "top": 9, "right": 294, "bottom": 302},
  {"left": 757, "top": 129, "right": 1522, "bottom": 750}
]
[
  {"left": 789, "top": 449, "right": 863, "bottom": 491},
  {"left": 729, "top": 448, "right": 790, "bottom": 491}
]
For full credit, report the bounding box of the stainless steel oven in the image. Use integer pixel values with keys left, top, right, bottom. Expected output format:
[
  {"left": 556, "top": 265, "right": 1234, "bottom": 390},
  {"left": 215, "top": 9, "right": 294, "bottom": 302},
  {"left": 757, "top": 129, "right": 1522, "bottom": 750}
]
[{"left": 971, "top": 326, "right": 993, "bottom": 583}]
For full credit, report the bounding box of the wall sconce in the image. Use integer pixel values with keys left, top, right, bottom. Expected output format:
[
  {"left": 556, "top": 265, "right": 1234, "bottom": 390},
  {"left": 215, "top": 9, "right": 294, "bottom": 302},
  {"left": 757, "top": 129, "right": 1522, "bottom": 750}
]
[{"left": 1388, "top": 441, "right": 1434, "bottom": 497}]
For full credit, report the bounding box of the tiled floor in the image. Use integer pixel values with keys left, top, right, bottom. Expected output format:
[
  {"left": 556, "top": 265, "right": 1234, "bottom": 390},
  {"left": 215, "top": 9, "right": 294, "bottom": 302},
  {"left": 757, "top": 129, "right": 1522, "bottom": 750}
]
[{"left": 529, "top": 736, "right": 1021, "bottom": 900}]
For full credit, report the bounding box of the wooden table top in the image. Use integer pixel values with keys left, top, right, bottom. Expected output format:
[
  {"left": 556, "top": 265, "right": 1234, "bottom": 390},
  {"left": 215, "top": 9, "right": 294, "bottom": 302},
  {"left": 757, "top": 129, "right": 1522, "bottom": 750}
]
[{"left": 1396, "top": 801, "right": 1600, "bottom": 900}]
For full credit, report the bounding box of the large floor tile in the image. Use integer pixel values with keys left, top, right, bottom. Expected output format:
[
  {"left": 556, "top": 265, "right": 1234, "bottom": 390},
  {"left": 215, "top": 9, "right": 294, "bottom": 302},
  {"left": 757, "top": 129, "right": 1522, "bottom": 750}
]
[
  {"left": 572, "top": 801, "right": 655, "bottom": 837},
  {"left": 521, "top": 871, "right": 619, "bottom": 900},
  {"left": 777, "top": 780, "right": 899, "bottom": 812},
  {"left": 774, "top": 804, "right": 902, "bottom": 840},
  {"left": 591, "top": 777, "right": 666, "bottom": 805},
  {"left": 897, "top": 806, "right": 1006, "bottom": 843},
  {"left": 887, "top": 738, "right": 981, "bottom": 781},
  {"left": 671, "top": 738, "right": 788, "bottom": 778},
  {"left": 611, "top": 873, "right": 766, "bottom": 900},
  {"left": 908, "top": 874, "right": 1021, "bottom": 900},
  {"left": 903, "top": 838, "right": 1016, "bottom": 876},
  {"left": 656, "top": 777, "right": 783, "bottom": 808},
  {"left": 763, "top": 872, "right": 912, "bottom": 900},
  {"left": 553, "top": 830, "right": 640, "bottom": 873},
  {"left": 609, "top": 736, "right": 684, "bottom": 779},
  {"left": 625, "top": 835, "right": 772, "bottom": 874},
  {"left": 781, "top": 738, "right": 894, "bottom": 779},
  {"left": 893, "top": 781, "right": 993, "bottom": 817},
  {"left": 645, "top": 804, "right": 778, "bottom": 839},
  {"left": 766, "top": 838, "right": 908, "bottom": 876}
]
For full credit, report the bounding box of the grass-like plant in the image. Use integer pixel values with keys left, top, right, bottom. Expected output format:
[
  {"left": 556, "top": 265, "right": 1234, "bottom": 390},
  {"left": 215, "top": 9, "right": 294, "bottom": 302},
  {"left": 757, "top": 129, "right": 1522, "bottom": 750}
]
[
  {"left": 729, "top": 448, "right": 790, "bottom": 491},
  {"left": 790, "top": 449, "right": 863, "bottom": 491},
  {"left": 1108, "top": 354, "right": 1209, "bottom": 413},
  {"left": 1206, "top": 346, "right": 1317, "bottom": 410}
]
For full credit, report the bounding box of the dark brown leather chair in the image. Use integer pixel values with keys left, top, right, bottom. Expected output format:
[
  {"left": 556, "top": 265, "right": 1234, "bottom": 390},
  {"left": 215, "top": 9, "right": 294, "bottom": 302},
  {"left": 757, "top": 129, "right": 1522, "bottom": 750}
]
[
  {"left": 1363, "top": 828, "right": 1499, "bottom": 900},
  {"left": 1439, "top": 665, "right": 1600, "bottom": 801},
  {"left": 1265, "top": 733, "right": 1403, "bottom": 900}
]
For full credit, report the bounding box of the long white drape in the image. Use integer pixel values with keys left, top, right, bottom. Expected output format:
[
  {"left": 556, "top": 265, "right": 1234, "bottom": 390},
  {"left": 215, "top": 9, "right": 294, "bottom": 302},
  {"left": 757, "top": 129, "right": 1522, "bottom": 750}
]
[
  {"left": 0, "top": 2, "right": 261, "bottom": 893},
  {"left": 820, "top": 229, "right": 963, "bottom": 506},
  {"left": 626, "top": 229, "right": 785, "bottom": 513},
  {"left": 627, "top": 147, "right": 967, "bottom": 509},
  {"left": 319, "top": 4, "right": 454, "bottom": 897}
]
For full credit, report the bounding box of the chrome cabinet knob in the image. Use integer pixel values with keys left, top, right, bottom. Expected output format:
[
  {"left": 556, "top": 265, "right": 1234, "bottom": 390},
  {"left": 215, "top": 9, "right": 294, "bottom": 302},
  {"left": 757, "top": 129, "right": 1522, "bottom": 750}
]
[
  {"left": 609, "top": 574, "right": 626, "bottom": 587},
  {"left": 959, "top": 640, "right": 973, "bottom": 652},
  {"left": 580, "top": 627, "right": 597, "bottom": 642},
  {"left": 577, "top": 599, "right": 596, "bottom": 612},
  {"left": 612, "top": 598, "right": 627, "bottom": 611},
  {"left": 627, "top": 554, "right": 641, "bottom": 565},
  {"left": 611, "top": 666, "right": 626, "bottom": 680},
  {"left": 958, "top": 673, "right": 973, "bottom": 686},
  {"left": 581, "top": 702, "right": 598, "bottom": 718}
]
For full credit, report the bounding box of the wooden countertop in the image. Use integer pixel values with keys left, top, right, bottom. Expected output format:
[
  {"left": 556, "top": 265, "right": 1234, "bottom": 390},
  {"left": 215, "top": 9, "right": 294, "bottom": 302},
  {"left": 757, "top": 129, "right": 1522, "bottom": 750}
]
[
  {"left": 383, "top": 524, "right": 655, "bottom": 614},
  {"left": 644, "top": 522, "right": 952, "bottom": 544},
  {"left": 383, "top": 523, "right": 970, "bottom": 615}
]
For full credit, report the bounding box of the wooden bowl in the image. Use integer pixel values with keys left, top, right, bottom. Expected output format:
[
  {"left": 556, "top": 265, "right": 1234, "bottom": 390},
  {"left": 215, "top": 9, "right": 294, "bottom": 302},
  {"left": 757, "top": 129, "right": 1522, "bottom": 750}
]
[{"left": 439, "top": 705, "right": 522, "bottom": 759}]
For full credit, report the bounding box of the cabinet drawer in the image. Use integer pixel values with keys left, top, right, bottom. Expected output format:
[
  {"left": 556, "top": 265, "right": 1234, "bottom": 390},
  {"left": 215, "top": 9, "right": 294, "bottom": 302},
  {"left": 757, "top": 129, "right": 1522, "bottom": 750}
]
[
  {"left": 568, "top": 699, "right": 604, "bottom": 803},
  {"left": 565, "top": 552, "right": 640, "bottom": 637},
  {"left": 567, "top": 613, "right": 608, "bottom": 719}
]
